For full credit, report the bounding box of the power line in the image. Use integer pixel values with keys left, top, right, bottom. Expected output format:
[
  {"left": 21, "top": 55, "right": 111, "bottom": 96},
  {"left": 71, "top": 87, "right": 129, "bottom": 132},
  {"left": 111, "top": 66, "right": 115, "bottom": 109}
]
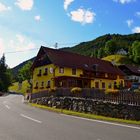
[
  {"left": 4, "top": 42, "right": 79, "bottom": 54},
  {"left": 5, "top": 48, "right": 40, "bottom": 54}
]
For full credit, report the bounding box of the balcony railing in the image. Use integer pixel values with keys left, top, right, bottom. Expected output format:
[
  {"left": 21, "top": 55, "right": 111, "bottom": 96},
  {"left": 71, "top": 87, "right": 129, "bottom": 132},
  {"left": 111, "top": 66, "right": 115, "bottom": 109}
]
[{"left": 80, "top": 73, "right": 117, "bottom": 80}]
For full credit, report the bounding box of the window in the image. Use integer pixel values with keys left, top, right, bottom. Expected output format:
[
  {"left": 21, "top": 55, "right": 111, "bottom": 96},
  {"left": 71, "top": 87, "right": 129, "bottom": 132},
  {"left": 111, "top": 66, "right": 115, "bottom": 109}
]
[
  {"left": 34, "top": 82, "right": 38, "bottom": 89},
  {"left": 46, "top": 80, "right": 51, "bottom": 88},
  {"left": 59, "top": 81, "right": 63, "bottom": 87},
  {"left": 37, "top": 69, "right": 42, "bottom": 76},
  {"left": 102, "top": 82, "right": 105, "bottom": 89},
  {"left": 59, "top": 67, "right": 64, "bottom": 74},
  {"left": 114, "top": 82, "right": 117, "bottom": 89},
  {"left": 72, "top": 68, "right": 76, "bottom": 75},
  {"left": 40, "top": 82, "right": 44, "bottom": 89},
  {"left": 44, "top": 68, "right": 48, "bottom": 75},
  {"left": 95, "top": 82, "right": 99, "bottom": 88},
  {"left": 41, "top": 82, "right": 44, "bottom": 87},
  {"left": 108, "top": 83, "right": 112, "bottom": 89}
]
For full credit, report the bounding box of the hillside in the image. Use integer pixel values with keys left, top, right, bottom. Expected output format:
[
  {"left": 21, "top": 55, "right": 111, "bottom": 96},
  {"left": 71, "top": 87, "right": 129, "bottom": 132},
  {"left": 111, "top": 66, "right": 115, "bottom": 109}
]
[
  {"left": 102, "top": 55, "right": 132, "bottom": 65},
  {"left": 11, "top": 33, "right": 140, "bottom": 76},
  {"left": 12, "top": 57, "right": 35, "bottom": 75},
  {"left": 62, "top": 33, "right": 140, "bottom": 56},
  {"left": 9, "top": 80, "right": 29, "bottom": 95}
]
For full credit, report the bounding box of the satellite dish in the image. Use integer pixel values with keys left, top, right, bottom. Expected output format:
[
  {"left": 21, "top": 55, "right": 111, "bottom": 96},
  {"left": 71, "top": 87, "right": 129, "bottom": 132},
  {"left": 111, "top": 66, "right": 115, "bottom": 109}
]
[{"left": 50, "top": 67, "right": 54, "bottom": 74}]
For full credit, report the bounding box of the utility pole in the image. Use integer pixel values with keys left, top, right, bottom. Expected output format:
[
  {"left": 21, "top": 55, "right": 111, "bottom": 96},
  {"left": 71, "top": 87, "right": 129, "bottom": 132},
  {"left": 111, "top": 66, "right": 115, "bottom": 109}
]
[{"left": 54, "top": 42, "right": 58, "bottom": 49}]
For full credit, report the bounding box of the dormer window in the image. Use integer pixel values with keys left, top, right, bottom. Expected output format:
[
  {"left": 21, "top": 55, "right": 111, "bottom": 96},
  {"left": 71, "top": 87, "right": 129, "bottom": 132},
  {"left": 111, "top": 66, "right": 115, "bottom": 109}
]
[
  {"left": 93, "top": 64, "right": 98, "bottom": 71},
  {"left": 59, "top": 67, "right": 64, "bottom": 74}
]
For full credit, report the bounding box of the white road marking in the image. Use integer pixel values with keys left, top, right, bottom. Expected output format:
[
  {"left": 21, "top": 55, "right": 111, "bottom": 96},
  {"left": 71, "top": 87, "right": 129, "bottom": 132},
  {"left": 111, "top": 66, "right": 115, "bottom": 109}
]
[
  {"left": 20, "top": 114, "right": 42, "bottom": 124},
  {"left": 61, "top": 114, "right": 140, "bottom": 130},
  {"left": 5, "top": 105, "right": 10, "bottom": 109}
]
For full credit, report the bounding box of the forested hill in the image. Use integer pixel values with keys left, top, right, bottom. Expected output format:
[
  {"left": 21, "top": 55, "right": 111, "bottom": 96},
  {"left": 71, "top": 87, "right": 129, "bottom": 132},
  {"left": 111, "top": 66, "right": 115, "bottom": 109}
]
[
  {"left": 12, "top": 33, "right": 140, "bottom": 75},
  {"left": 61, "top": 33, "right": 140, "bottom": 56},
  {"left": 12, "top": 57, "right": 35, "bottom": 76}
]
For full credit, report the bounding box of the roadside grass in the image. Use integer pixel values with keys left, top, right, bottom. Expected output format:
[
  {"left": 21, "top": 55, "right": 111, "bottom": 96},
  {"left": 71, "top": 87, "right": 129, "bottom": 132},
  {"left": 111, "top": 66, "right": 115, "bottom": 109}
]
[
  {"left": 29, "top": 103, "right": 140, "bottom": 125},
  {"left": 9, "top": 80, "right": 29, "bottom": 95}
]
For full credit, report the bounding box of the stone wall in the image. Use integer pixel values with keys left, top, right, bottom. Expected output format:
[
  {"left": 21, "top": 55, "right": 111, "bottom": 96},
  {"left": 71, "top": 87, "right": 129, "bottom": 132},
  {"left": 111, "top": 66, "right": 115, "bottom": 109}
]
[{"left": 30, "top": 96, "right": 140, "bottom": 121}]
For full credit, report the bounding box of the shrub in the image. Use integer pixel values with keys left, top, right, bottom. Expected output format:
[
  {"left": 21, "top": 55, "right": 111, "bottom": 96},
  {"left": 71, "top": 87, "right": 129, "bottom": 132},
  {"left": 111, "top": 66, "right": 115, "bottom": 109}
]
[
  {"left": 71, "top": 87, "right": 82, "bottom": 94},
  {"left": 105, "top": 89, "right": 119, "bottom": 94},
  {"left": 134, "top": 89, "right": 140, "bottom": 94},
  {"left": 49, "top": 87, "right": 57, "bottom": 93}
]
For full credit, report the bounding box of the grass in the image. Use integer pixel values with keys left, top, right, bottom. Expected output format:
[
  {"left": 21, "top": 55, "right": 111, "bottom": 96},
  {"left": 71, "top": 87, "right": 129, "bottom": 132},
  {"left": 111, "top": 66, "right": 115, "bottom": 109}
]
[
  {"left": 102, "top": 54, "right": 132, "bottom": 65},
  {"left": 29, "top": 103, "right": 140, "bottom": 125},
  {"left": 9, "top": 80, "right": 29, "bottom": 95}
]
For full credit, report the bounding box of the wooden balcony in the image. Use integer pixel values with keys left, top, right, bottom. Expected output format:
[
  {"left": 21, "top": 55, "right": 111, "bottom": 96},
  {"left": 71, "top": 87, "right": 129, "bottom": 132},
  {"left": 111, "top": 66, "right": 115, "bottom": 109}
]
[{"left": 80, "top": 72, "right": 117, "bottom": 80}]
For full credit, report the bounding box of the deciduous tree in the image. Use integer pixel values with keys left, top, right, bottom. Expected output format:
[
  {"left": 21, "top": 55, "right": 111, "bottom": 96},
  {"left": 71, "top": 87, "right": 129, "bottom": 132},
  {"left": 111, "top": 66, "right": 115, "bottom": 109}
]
[{"left": 18, "top": 61, "right": 32, "bottom": 89}]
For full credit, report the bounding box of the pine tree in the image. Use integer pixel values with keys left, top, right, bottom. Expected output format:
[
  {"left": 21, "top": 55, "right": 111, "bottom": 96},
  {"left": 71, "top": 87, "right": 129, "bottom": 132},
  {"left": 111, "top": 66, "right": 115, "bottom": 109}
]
[{"left": 0, "top": 55, "right": 12, "bottom": 92}]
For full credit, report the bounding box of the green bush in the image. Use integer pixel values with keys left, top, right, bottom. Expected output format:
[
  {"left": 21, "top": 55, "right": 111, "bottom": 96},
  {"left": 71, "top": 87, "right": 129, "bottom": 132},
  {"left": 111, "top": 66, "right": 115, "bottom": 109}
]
[{"left": 71, "top": 87, "right": 82, "bottom": 94}]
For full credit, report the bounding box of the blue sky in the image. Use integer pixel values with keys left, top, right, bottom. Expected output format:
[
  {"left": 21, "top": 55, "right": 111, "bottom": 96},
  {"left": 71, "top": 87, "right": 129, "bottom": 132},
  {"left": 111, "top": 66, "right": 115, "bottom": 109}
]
[{"left": 0, "top": 0, "right": 140, "bottom": 68}]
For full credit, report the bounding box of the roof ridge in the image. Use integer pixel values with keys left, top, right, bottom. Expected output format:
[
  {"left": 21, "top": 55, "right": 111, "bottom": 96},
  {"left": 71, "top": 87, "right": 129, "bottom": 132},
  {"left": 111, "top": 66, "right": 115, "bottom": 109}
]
[{"left": 41, "top": 46, "right": 107, "bottom": 62}]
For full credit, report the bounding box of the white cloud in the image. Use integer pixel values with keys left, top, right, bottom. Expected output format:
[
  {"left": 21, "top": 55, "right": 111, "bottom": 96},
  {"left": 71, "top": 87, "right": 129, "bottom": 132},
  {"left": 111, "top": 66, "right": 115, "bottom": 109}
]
[
  {"left": 136, "top": 11, "right": 140, "bottom": 17},
  {"left": 16, "top": 34, "right": 25, "bottom": 43},
  {"left": 0, "top": 2, "right": 11, "bottom": 12},
  {"left": 70, "top": 8, "right": 96, "bottom": 24},
  {"left": 132, "top": 26, "right": 140, "bottom": 33},
  {"left": 0, "top": 38, "right": 4, "bottom": 57},
  {"left": 34, "top": 15, "right": 41, "bottom": 21},
  {"left": 9, "top": 34, "right": 36, "bottom": 52},
  {"left": 113, "top": 0, "right": 135, "bottom": 4},
  {"left": 15, "top": 0, "right": 34, "bottom": 11},
  {"left": 64, "top": 0, "right": 74, "bottom": 10},
  {"left": 126, "top": 19, "right": 133, "bottom": 27}
]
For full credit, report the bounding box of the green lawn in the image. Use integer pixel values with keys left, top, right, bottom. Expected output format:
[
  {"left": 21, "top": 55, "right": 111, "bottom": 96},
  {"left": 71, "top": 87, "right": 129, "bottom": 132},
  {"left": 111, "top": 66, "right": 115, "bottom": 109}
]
[
  {"left": 102, "top": 54, "right": 132, "bottom": 65},
  {"left": 9, "top": 80, "right": 29, "bottom": 95},
  {"left": 30, "top": 103, "right": 140, "bottom": 125}
]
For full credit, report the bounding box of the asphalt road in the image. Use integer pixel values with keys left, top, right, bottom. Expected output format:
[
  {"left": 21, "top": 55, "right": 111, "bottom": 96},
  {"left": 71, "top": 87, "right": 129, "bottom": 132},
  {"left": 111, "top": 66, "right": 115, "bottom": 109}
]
[{"left": 0, "top": 94, "right": 140, "bottom": 140}]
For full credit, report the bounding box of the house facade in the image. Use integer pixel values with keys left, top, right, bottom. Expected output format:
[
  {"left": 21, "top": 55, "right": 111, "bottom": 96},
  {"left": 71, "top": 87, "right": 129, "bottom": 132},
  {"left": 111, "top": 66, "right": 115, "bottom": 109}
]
[
  {"left": 32, "top": 46, "right": 125, "bottom": 93},
  {"left": 118, "top": 65, "right": 140, "bottom": 88},
  {"left": 116, "top": 49, "right": 127, "bottom": 55}
]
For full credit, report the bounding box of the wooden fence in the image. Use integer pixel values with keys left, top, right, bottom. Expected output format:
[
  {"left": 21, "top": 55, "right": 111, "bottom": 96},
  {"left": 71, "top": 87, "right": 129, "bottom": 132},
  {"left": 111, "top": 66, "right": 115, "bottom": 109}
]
[{"left": 30, "top": 88, "right": 140, "bottom": 106}]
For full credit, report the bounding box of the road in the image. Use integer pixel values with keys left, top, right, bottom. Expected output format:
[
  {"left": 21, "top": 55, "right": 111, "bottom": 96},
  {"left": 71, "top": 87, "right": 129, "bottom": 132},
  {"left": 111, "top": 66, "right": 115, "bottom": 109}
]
[{"left": 0, "top": 94, "right": 140, "bottom": 140}]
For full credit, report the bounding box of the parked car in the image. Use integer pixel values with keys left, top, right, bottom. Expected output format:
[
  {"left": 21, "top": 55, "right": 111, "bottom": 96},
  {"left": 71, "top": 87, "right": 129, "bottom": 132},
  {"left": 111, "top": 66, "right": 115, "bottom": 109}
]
[
  {"left": 128, "top": 83, "right": 140, "bottom": 91},
  {"left": 132, "top": 83, "right": 140, "bottom": 89}
]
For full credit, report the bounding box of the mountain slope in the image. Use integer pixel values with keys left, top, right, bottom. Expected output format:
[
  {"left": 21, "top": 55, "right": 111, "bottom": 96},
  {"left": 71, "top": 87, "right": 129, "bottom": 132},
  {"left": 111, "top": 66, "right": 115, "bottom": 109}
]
[
  {"left": 12, "top": 57, "right": 35, "bottom": 76},
  {"left": 11, "top": 33, "right": 140, "bottom": 76},
  {"left": 62, "top": 33, "right": 140, "bottom": 56}
]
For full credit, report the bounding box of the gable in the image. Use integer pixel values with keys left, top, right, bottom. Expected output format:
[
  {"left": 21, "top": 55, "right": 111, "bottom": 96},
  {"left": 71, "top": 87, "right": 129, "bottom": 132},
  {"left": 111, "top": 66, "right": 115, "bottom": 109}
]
[{"left": 31, "top": 46, "right": 52, "bottom": 70}]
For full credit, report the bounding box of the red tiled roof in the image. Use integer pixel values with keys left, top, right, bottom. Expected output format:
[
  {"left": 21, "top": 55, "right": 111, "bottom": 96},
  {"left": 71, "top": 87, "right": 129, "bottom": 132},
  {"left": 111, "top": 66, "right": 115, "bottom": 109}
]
[{"left": 32, "top": 46, "right": 124, "bottom": 75}]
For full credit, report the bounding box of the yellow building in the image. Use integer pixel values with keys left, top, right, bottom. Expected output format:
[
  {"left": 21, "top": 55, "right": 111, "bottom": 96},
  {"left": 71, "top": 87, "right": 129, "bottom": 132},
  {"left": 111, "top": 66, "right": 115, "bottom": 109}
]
[{"left": 31, "top": 46, "right": 124, "bottom": 93}]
